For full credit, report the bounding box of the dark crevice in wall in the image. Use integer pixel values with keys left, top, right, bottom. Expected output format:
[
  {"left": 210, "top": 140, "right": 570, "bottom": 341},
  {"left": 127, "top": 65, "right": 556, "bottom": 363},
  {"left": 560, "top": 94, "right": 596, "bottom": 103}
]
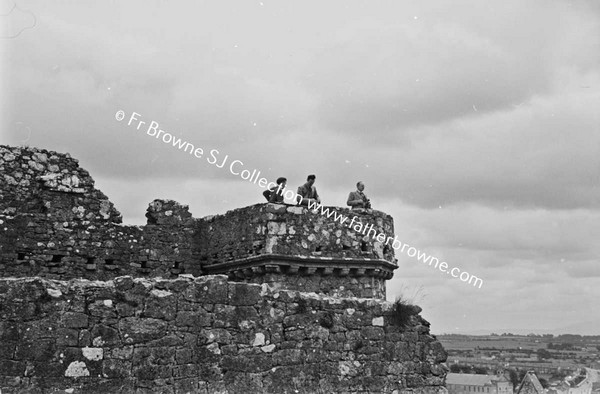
[{"left": 361, "top": 241, "right": 368, "bottom": 252}]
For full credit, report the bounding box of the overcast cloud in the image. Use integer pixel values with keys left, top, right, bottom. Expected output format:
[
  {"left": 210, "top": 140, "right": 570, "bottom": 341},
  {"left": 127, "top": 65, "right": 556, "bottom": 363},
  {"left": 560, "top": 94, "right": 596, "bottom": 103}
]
[{"left": 2, "top": 0, "right": 599, "bottom": 334}]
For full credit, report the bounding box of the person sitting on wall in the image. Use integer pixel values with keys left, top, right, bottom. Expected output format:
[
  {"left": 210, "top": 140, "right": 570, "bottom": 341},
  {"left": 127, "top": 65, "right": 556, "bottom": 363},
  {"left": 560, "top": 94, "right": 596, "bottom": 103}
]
[
  {"left": 297, "top": 174, "right": 321, "bottom": 206},
  {"left": 269, "top": 177, "right": 287, "bottom": 203},
  {"left": 263, "top": 177, "right": 287, "bottom": 203},
  {"left": 347, "top": 181, "right": 371, "bottom": 210}
]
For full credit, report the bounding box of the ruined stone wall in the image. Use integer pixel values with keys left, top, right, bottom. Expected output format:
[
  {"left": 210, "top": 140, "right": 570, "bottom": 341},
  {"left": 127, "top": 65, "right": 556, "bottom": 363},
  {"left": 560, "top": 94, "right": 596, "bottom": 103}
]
[
  {"left": 0, "top": 276, "right": 447, "bottom": 394},
  {"left": 0, "top": 205, "right": 199, "bottom": 280},
  {"left": 0, "top": 145, "right": 200, "bottom": 280},
  {"left": 1, "top": 145, "right": 396, "bottom": 299},
  {"left": 0, "top": 145, "right": 450, "bottom": 393},
  {"left": 0, "top": 146, "right": 121, "bottom": 223}
]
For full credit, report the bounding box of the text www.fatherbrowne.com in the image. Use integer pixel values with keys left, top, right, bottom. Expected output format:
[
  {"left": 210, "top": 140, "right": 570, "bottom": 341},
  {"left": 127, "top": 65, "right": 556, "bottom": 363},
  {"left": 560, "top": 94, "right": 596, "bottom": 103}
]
[
  {"left": 116, "top": 109, "right": 483, "bottom": 289},
  {"left": 305, "top": 200, "right": 483, "bottom": 289}
]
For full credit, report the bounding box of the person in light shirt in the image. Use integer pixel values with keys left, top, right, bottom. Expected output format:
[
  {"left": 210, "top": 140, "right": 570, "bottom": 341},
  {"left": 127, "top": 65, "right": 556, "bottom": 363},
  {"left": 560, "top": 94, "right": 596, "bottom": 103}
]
[{"left": 347, "top": 181, "right": 371, "bottom": 210}]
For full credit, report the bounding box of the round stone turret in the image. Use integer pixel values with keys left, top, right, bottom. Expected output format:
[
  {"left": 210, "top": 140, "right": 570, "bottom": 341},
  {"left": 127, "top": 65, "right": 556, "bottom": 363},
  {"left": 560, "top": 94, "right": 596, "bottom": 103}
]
[{"left": 198, "top": 203, "right": 398, "bottom": 299}]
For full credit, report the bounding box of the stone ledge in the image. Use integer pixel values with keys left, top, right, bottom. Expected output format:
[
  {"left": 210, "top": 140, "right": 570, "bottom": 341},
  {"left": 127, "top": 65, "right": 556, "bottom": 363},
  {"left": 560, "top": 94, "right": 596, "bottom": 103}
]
[{"left": 203, "top": 253, "right": 396, "bottom": 280}]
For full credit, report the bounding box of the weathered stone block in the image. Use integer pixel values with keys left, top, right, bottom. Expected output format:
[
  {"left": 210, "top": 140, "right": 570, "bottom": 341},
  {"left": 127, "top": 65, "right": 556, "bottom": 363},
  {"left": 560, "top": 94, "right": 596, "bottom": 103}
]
[
  {"left": 102, "top": 358, "right": 131, "bottom": 378},
  {"left": 0, "top": 360, "right": 25, "bottom": 376},
  {"left": 188, "top": 276, "right": 228, "bottom": 304},
  {"left": 200, "top": 328, "right": 232, "bottom": 345},
  {"left": 55, "top": 328, "right": 79, "bottom": 346},
  {"left": 272, "top": 348, "right": 304, "bottom": 365},
  {"left": 228, "top": 282, "right": 262, "bottom": 305},
  {"left": 0, "top": 321, "right": 19, "bottom": 341},
  {"left": 90, "top": 324, "right": 120, "bottom": 346},
  {"left": 175, "top": 310, "right": 211, "bottom": 327},
  {"left": 175, "top": 348, "right": 193, "bottom": 365},
  {"left": 221, "top": 354, "right": 273, "bottom": 373},
  {"left": 119, "top": 317, "right": 167, "bottom": 344},
  {"left": 110, "top": 346, "right": 134, "bottom": 360},
  {"left": 143, "top": 290, "right": 176, "bottom": 320},
  {"left": 198, "top": 363, "right": 223, "bottom": 382},
  {"left": 14, "top": 340, "right": 55, "bottom": 362},
  {"left": 61, "top": 312, "right": 88, "bottom": 328},
  {"left": 173, "top": 377, "right": 200, "bottom": 393},
  {"left": 428, "top": 341, "right": 448, "bottom": 362},
  {"left": 212, "top": 304, "right": 237, "bottom": 328},
  {"left": 361, "top": 326, "right": 385, "bottom": 340},
  {"left": 132, "top": 363, "right": 173, "bottom": 381}
]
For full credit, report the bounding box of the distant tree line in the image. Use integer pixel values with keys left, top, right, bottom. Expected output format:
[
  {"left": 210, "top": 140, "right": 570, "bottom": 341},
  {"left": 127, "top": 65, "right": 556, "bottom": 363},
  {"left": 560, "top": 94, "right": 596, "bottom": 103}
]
[
  {"left": 485, "top": 333, "right": 600, "bottom": 341},
  {"left": 547, "top": 342, "right": 576, "bottom": 350},
  {"left": 449, "top": 364, "right": 488, "bottom": 375}
]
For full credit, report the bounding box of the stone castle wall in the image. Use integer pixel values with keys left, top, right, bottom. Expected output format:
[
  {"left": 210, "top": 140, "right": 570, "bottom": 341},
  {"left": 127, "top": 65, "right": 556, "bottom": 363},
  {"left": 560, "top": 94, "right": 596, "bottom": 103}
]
[
  {"left": 0, "top": 145, "right": 397, "bottom": 298},
  {"left": 0, "top": 145, "right": 199, "bottom": 281},
  {"left": 0, "top": 144, "right": 448, "bottom": 393},
  {"left": 0, "top": 275, "right": 447, "bottom": 394}
]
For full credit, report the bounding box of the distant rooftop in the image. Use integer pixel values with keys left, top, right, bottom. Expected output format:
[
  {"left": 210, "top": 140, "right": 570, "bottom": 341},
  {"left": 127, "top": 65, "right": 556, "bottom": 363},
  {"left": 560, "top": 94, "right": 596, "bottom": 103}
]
[{"left": 516, "top": 371, "right": 544, "bottom": 394}]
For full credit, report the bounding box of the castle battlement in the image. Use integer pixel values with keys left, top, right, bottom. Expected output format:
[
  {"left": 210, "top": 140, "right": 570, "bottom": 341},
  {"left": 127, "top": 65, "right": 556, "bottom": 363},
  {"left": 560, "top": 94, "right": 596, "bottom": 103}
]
[
  {"left": 198, "top": 203, "right": 397, "bottom": 299},
  {"left": 0, "top": 144, "right": 397, "bottom": 299}
]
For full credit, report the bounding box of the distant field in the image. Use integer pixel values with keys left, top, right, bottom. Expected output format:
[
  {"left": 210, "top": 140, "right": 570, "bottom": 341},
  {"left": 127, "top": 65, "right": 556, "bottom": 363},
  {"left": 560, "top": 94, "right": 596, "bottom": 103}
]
[{"left": 439, "top": 336, "right": 546, "bottom": 351}]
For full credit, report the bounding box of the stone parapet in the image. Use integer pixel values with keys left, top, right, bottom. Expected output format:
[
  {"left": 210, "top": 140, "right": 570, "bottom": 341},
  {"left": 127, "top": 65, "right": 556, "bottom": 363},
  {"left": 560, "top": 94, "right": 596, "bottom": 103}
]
[
  {"left": 197, "top": 203, "right": 398, "bottom": 298},
  {"left": 198, "top": 203, "right": 396, "bottom": 264}
]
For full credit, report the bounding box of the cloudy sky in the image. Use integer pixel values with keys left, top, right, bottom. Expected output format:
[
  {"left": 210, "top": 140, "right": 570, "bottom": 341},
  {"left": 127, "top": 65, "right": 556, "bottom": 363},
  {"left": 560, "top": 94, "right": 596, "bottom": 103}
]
[{"left": 2, "top": 0, "right": 600, "bottom": 334}]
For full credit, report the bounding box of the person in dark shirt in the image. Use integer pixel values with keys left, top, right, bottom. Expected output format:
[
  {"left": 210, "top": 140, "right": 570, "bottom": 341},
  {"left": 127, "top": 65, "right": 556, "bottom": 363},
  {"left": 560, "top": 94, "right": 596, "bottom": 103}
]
[
  {"left": 297, "top": 174, "right": 320, "bottom": 206},
  {"left": 263, "top": 177, "right": 287, "bottom": 203},
  {"left": 269, "top": 177, "right": 287, "bottom": 203}
]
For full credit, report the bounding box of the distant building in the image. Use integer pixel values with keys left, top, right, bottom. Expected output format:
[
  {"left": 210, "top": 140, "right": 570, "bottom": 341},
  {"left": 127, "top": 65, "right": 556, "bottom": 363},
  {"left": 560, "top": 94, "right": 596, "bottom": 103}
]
[
  {"left": 564, "top": 370, "right": 592, "bottom": 394},
  {"left": 549, "top": 382, "right": 572, "bottom": 394},
  {"left": 517, "top": 371, "right": 545, "bottom": 394},
  {"left": 547, "top": 369, "right": 593, "bottom": 394},
  {"left": 447, "top": 373, "right": 514, "bottom": 394}
]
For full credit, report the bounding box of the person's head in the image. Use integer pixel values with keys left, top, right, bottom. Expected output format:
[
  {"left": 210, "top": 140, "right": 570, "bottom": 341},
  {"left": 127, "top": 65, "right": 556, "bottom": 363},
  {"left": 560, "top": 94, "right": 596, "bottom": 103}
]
[
  {"left": 357, "top": 181, "right": 365, "bottom": 191},
  {"left": 276, "top": 177, "right": 287, "bottom": 187},
  {"left": 306, "top": 174, "right": 316, "bottom": 186}
]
